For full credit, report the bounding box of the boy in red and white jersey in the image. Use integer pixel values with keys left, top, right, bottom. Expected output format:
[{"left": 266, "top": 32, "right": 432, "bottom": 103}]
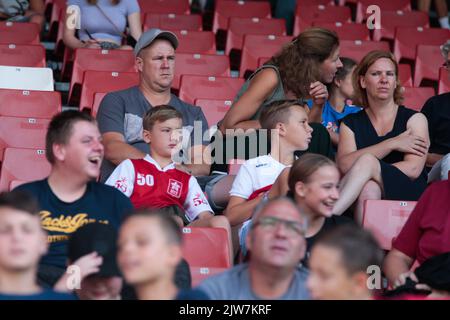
[{"left": 106, "top": 105, "right": 233, "bottom": 260}]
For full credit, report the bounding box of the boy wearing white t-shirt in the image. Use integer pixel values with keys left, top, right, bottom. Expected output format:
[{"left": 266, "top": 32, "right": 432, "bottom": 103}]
[
  {"left": 224, "top": 100, "right": 313, "bottom": 252},
  {"left": 106, "top": 105, "right": 233, "bottom": 260}
]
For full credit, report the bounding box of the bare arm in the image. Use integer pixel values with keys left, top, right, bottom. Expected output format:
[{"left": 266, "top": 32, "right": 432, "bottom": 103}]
[
  {"left": 63, "top": 11, "right": 101, "bottom": 49},
  {"left": 426, "top": 153, "right": 443, "bottom": 167},
  {"left": 29, "top": 0, "right": 44, "bottom": 14},
  {"left": 383, "top": 248, "right": 415, "bottom": 286},
  {"left": 267, "top": 167, "right": 290, "bottom": 199},
  {"left": 127, "top": 12, "right": 142, "bottom": 41},
  {"left": 219, "top": 68, "right": 279, "bottom": 133},
  {"left": 392, "top": 113, "right": 429, "bottom": 179},
  {"left": 336, "top": 123, "right": 395, "bottom": 174},
  {"left": 328, "top": 129, "right": 340, "bottom": 146},
  {"left": 183, "top": 144, "right": 211, "bottom": 176},
  {"left": 224, "top": 195, "right": 263, "bottom": 226},
  {"left": 307, "top": 81, "right": 328, "bottom": 123},
  {"left": 102, "top": 132, "right": 146, "bottom": 165}
]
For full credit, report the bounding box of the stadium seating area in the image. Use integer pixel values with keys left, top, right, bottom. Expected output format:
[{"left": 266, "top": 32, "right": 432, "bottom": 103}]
[{"left": 0, "top": 0, "right": 449, "bottom": 293}]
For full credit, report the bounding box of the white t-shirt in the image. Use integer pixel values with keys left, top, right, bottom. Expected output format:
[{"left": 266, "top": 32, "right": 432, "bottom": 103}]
[
  {"left": 230, "top": 154, "right": 288, "bottom": 200},
  {"left": 229, "top": 155, "right": 289, "bottom": 244}
]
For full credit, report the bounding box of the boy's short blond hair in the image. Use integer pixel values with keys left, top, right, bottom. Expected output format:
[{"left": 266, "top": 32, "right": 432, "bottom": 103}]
[
  {"left": 143, "top": 105, "right": 183, "bottom": 131},
  {"left": 259, "top": 99, "right": 306, "bottom": 130}
]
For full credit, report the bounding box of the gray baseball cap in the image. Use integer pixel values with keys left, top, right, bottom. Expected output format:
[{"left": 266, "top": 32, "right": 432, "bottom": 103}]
[{"left": 134, "top": 28, "right": 179, "bottom": 56}]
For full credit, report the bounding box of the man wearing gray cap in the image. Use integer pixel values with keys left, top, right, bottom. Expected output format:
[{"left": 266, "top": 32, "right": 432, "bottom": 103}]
[{"left": 97, "top": 29, "right": 211, "bottom": 179}]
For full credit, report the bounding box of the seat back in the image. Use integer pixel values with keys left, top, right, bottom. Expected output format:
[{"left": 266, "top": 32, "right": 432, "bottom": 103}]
[
  {"left": 0, "top": 22, "right": 40, "bottom": 44},
  {"left": 79, "top": 71, "right": 139, "bottom": 111},
  {"left": 213, "top": 0, "right": 271, "bottom": 32},
  {"left": 173, "top": 30, "right": 216, "bottom": 54},
  {"left": 402, "top": 86, "right": 436, "bottom": 111},
  {"left": 0, "top": 89, "right": 61, "bottom": 118},
  {"left": 173, "top": 53, "right": 230, "bottom": 90},
  {"left": 0, "top": 116, "right": 50, "bottom": 161},
  {"left": 226, "top": 17, "right": 286, "bottom": 55},
  {"left": 68, "top": 48, "right": 136, "bottom": 105},
  {"left": 0, "top": 44, "right": 46, "bottom": 67},
  {"left": 0, "top": 148, "right": 51, "bottom": 191},
  {"left": 179, "top": 75, "right": 244, "bottom": 104},
  {"left": 294, "top": 4, "right": 351, "bottom": 35},
  {"left": 0, "top": 66, "right": 54, "bottom": 91},
  {"left": 362, "top": 200, "right": 417, "bottom": 250},
  {"left": 181, "top": 227, "right": 231, "bottom": 268},
  {"left": 240, "top": 34, "right": 293, "bottom": 77},
  {"left": 143, "top": 13, "right": 202, "bottom": 31},
  {"left": 193, "top": 99, "right": 232, "bottom": 128}
]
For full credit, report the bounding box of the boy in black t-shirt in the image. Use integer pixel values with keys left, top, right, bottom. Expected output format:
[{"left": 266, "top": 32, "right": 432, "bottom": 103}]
[
  {"left": 16, "top": 111, "right": 133, "bottom": 288},
  {"left": 0, "top": 190, "right": 75, "bottom": 300}
]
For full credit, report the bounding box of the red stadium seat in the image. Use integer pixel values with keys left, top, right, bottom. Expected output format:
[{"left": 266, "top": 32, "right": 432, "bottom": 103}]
[
  {"left": 257, "top": 57, "right": 271, "bottom": 68},
  {"left": 402, "top": 86, "right": 436, "bottom": 112},
  {"left": 355, "top": 0, "right": 411, "bottom": 23},
  {"left": 181, "top": 227, "right": 231, "bottom": 268},
  {"left": 0, "top": 22, "right": 40, "bottom": 44},
  {"left": 143, "top": 13, "right": 202, "bottom": 31},
  {"left": 173, "top": 30, "right": 216, "bottom": 54},
  {"left": 213, "top": 0, "right": 271, "bottom": 33},
  {"left": 138, "top": 0, "right": 190, "bottom": 15},
  {"left": 79, "top": 71, "right": 139, "bottom": 111},
  {"left": 226, "top": 17, "right": 286, "bottom": 55},
  {"left": 312, "top": 21, "right": 370, "bottom": 41},
  {"left": 240, "top": 34, "right": 293, "bottom": 77},
  {"left": 189, "top": 267, "right": 228, "bottom": 287},
  {"left": 173, "top": 53, "right": 230, "bottom": 90},
  {"left": 0, "top": 116, "right": 50, "bottom": 161},
  {"left": 394, "top": 27, "right": 450, "bottom": 62},
  {"left": 414, "top": 44, "right": 444, "bottom": 87},
  {"left": 0, "top": 89, "right": 61, "bottom": 118},
  {"left": 362, "top": 200, "right": 417, "bottom": 250},
  {"left": 179, "top": 75, "right": 244, "bottom": 105},
  {"left": 293, "top": 4, "right": 351, "bottom": 35},
  {"left": 194, "top": 99, "right": 232, "bottom": 127},
  {"left": 372, "top": 10, "right": 429, "bottom": 42},
  {"left": 339, "top": 40, "right": 390, "bottom": 62},
  {"left": 47, "top": 0, "right": 66, "bottom": 40},
  {"left": 91, "top": 92, "right": 108, "bottom": 118},
  {"left": 0, "top": 148, "right": 51, "bottom": 191},
  {"left": 0, "top": 44, "right": 46, "bottom": 67},
  {"left": 297, "top": 0, "right": 335, "bottom": 8},
  {"left": 438, "top": 67, "right": 450, "bottom": 95},
  {"left": 398, "top": 64, "right": 412, "bottom": 87},
  {"left": 68, "top": 48, "right": 136, "bottom": 106}
]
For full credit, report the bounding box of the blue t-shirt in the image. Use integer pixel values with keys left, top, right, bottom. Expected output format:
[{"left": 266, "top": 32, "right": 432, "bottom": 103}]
[
  {"left": 176, "top": 288, "right": 210, "bottom": 300},
  {"left": 15, "top": 179, "right": 133, "bottom": 268},
  {"left": 68, "top": 0, "right": 140, "bottom": 44},
  {"left": 307, "top": 100, "right": 361, "bottom": 133},
  {"left": 0, "top": 289, "right": 77, "bottom": 300}
]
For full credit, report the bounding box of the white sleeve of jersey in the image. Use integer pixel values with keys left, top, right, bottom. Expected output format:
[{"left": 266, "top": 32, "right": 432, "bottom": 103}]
[
  {"left": 229, "top": 162, "right": 254, "bottom": 199},
  {"left": 184, "top": 176, "right": 213, "bottom": 222},
  {"left": 104, "top": 159, "right": 135, "bottom": 197}
]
